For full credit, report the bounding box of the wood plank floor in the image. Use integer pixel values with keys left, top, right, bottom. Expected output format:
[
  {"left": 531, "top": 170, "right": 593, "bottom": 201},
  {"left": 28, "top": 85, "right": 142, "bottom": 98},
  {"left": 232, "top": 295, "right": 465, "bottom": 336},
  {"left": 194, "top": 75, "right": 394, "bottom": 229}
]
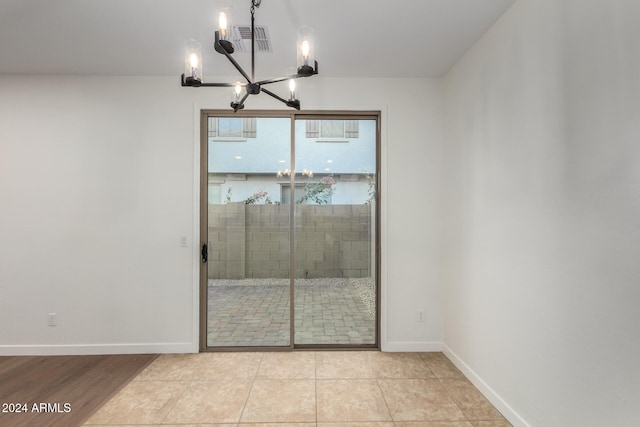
[{"left": 0, "top": 354, "right": 157, "bottom": 427}]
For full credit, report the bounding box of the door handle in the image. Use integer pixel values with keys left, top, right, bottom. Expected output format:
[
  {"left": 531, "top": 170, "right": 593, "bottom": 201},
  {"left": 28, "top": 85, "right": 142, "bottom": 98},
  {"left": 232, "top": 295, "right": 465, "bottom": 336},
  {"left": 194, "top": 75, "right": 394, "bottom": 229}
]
[{"left": 201, "top": 243, "right": 208, "bottom": 263}]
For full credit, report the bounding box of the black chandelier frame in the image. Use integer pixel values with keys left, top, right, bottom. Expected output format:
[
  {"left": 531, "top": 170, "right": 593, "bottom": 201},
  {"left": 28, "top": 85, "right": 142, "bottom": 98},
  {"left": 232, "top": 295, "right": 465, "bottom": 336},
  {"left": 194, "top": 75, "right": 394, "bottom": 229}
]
[{"left": 181, "top": 0, "right": 319, "bottom": 112}]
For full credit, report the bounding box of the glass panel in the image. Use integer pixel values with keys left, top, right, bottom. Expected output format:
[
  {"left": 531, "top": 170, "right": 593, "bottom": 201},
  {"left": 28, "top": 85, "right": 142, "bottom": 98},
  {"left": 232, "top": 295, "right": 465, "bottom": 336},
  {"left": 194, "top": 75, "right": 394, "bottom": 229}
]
[
  {"left": 206, "top": 116, "right": 291, "bottom": 347},
  {"left": 293, "top": 119, "right": 377, "bottom": 345}
]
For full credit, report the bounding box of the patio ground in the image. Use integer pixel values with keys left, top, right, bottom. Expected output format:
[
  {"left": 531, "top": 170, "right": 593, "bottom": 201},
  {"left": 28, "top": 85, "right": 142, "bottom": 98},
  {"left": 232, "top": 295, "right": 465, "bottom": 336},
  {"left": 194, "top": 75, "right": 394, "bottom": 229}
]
[{"left": 207, "top": 278, "right": 376, "bottom": 347}]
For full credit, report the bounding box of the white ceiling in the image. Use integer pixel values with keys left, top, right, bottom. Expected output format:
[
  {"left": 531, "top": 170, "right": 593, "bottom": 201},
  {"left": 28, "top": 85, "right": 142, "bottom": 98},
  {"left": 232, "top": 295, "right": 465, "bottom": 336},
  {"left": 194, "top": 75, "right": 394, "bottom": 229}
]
[{"left": 0, "top": 0, "right": 515, "bottom": 79}]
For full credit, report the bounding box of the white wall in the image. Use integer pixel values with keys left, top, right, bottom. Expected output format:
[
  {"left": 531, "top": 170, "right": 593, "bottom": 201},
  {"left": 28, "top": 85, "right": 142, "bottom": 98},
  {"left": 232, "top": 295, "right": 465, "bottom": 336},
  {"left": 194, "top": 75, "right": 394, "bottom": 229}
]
[
  {"left": 0, "top": 77, "right": 197, "bottom": 353},
  {"left": 0, "top": 75, "right": 444, "bottom": 354},
  {"left": 443, "top": 0, "right": 640, "bottom": 426}
]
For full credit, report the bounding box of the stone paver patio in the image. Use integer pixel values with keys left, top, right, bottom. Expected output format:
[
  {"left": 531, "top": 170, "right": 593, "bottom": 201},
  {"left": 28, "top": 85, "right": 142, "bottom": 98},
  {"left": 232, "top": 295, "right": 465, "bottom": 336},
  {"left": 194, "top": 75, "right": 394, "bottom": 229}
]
[{"left": 207, "top": 278, "right": 376, "bottom": 347}]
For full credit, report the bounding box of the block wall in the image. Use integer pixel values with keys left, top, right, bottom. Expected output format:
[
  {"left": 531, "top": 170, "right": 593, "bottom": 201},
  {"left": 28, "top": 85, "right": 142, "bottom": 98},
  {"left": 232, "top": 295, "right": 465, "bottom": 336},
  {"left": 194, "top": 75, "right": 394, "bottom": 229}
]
[
  {"left": 207, "top": 203, "right": 246, "bottom": 279},
  {"left": 207, "top": 203, "right": 372, "bottom": 279}
]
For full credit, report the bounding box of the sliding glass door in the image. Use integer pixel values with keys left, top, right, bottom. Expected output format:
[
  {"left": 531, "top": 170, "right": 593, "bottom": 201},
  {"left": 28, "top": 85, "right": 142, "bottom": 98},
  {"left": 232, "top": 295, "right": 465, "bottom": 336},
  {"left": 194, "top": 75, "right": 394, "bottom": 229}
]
[
  {"left": 200, "top": 111, "right": 379, "bottom": 350},
  {"left": 293, "top": 117, "right": 377, "bottom": 346}
]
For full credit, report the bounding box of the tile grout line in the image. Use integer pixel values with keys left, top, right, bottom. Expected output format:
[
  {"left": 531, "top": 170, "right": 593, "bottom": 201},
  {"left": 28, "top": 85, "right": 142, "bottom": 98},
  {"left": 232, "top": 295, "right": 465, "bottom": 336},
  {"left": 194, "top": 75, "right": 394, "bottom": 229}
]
[
  {"left": 369, "top": 351, "right": 394, "bottom": 423},
  {"left": 436, "top": 374, "right": 473, "bottom": 425},
  {"left": 238, "top": 351, "right": 264, "bottom": 424},
  {"left": 85, "top": 352, "right": 505, "bottom": 426},
  {"left": 375, "top": 377, "right": 395, "bottom": 423},
  {"left": 154, "top": 355, "right": 196, "bottom": 426},
  {"left": 382, "top": 353, "right": 471, "bottom": 425},
  {"left": 424, "top": 352, "right": 468, "bottom": 422},
  {"left": 425, "top": 353, "right": 512, "bottom": 425}
]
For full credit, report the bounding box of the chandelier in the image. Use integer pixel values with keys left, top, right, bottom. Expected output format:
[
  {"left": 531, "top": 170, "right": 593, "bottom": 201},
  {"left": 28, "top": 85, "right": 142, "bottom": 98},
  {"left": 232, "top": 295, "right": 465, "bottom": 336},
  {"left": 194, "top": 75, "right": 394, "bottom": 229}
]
[
  {"left": 181, "top": 0, "right": 319, "bottom": 112},
  {"left": 277, "top": 168, "right": 313, "bottom": 178}
]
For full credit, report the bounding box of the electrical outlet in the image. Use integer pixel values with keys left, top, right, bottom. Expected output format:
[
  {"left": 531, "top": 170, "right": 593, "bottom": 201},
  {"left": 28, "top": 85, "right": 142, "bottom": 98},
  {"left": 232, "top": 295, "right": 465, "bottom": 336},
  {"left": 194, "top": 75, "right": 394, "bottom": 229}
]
[
  {"left": 417, "top": 310, "right": 425, "bottom": 322},
  {"left": 48, "top": 313, "right": 57, "bottom": 327}
]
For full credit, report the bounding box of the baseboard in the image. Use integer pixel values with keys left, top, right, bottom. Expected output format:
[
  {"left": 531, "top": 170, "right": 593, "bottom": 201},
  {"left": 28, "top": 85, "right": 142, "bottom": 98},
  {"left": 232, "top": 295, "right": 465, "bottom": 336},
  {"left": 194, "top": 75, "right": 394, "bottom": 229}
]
[
  {"left": 442, "top": 344, "right": 530, "bottom": 427},
  {"left": 0, "top": 342, "right": 196, "bottom": 356},
  {"left": 382, "top": 341, "right": 443, "bottom": 352}
]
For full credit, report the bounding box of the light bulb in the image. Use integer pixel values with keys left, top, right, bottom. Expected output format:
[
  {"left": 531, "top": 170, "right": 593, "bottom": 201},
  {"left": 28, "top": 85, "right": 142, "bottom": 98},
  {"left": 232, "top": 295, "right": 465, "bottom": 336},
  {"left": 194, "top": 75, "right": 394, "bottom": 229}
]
[
  {"left": 184, "top": 39, "right": 202, "bottom": 83},
  {"left": 296, "top": 26, "right": 314, "bottom": 72},
  {"left": 219, "top": 12, "right": 228, "bottom": 37},
  {"left": 301, "top": 40, "right": 310, "bottom": 59},
  {"left": 288, "top": 79, "right": 296, "bottom": 100}
]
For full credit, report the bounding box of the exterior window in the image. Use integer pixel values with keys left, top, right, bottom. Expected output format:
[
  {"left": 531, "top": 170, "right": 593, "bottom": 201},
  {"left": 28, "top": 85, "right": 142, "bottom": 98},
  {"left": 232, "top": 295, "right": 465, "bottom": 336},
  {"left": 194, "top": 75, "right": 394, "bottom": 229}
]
[
  {"left": 208, "top": 117, "right": 257, "bottom": 138},
  {"left": 305, "top": 120, "right": 359, "bottom": 139},
  {"left": 280, "top": 184, "right": 307, "bottom": 205},
  {"left": 242, "top": 117, "right": 257, "bottom": 138},
  {"left": 305, "top": 120, "right": 319, "bottom": 138},
  {"left": 344, "top": 120, "right": 359, "bottom": 138}
]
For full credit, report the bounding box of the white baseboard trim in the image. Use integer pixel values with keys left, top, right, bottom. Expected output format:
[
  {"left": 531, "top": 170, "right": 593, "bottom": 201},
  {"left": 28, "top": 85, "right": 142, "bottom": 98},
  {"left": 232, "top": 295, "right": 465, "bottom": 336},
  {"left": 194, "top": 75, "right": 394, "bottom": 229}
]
[
  {"left": 382, "top": 341, "right": 443, "bottom": 352},
  {"left": 442, "top": 344, "right": 530, "bottom": 427},
  {"left": 0, "top": 342, "right": 196, "bottom": 356}
]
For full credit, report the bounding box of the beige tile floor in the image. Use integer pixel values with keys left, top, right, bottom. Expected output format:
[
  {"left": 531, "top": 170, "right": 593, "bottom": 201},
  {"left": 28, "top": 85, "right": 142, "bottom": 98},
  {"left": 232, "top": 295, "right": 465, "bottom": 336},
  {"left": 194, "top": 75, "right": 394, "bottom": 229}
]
[{"left": 84, "top": 351, "right": 512, "bottom": 427}]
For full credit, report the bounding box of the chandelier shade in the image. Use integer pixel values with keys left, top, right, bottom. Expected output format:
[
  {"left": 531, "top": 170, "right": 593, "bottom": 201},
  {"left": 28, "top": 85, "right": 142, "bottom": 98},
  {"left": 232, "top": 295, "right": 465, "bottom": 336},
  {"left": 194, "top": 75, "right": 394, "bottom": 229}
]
[
  {"left": 216, "top": 3, "right": 233, "bottom": 42},
  {"left": 296, "top": 25, "right": 316, "bottom": 76},
  {"left": 183, "top": 39, "right": 203, "bottom": 86},
  {"left": 181, "top": 0, "right": 319, "bottom": 111}
]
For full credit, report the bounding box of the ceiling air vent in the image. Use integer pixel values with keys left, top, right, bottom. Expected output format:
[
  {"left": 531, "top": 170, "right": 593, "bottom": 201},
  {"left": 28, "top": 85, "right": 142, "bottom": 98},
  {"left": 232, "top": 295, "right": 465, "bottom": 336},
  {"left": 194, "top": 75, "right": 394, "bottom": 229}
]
[{"left": 231, "top": 25, "right": 272, "bottom": 52}]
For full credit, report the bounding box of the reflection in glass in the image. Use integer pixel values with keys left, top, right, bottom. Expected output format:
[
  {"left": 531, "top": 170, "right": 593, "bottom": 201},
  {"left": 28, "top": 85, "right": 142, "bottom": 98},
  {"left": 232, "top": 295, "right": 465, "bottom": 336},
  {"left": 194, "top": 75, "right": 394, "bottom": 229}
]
[
  {"left": 206, "top": 117, "right": 291, "bottom": 347},
  {"left": 204, "top": 115, "right": 377, "bottom": 348},
  {"left": 293, "top": 119, "right": 377, "bottom": 345}
]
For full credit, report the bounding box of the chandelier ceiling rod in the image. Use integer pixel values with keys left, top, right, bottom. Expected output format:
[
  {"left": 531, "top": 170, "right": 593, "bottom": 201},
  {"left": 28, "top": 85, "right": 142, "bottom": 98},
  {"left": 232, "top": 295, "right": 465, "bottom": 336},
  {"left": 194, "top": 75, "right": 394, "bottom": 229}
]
[
  {"left": 181, "top": 0, "right": 319, "bottom": 112},
  {"left": 250, "top": 0, "right": 258, "bottom": 81}
]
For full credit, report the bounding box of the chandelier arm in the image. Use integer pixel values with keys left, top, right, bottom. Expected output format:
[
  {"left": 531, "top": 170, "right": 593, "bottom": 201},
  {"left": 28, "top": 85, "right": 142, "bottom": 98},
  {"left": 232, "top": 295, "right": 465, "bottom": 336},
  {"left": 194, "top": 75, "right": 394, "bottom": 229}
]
[
  {"left": 216, "top": 41, "right": 253, "bottom": 83},
  {"left": 231, "top": 92, "right": 250, "bottom": 112},
  {"left": 237, "top": 92, "right": 250, "bottom": 106},
  {"left": 260, "top": 87, "right": 288, "bottom": 104},
  {"left": 256, "top": 75, "right": 299, "bottom": 86},
  {"left": 256, "top": 60, "right": 319, "bottom": 86},
  {"left": 261, "top": 87, "right": 301, "bottom": 110},
  {"left": 199, "top": 82, "right": 243, "bottom": 87},
  {"left": 181, "top": 74, "right": 243, "bottom": 87}
]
